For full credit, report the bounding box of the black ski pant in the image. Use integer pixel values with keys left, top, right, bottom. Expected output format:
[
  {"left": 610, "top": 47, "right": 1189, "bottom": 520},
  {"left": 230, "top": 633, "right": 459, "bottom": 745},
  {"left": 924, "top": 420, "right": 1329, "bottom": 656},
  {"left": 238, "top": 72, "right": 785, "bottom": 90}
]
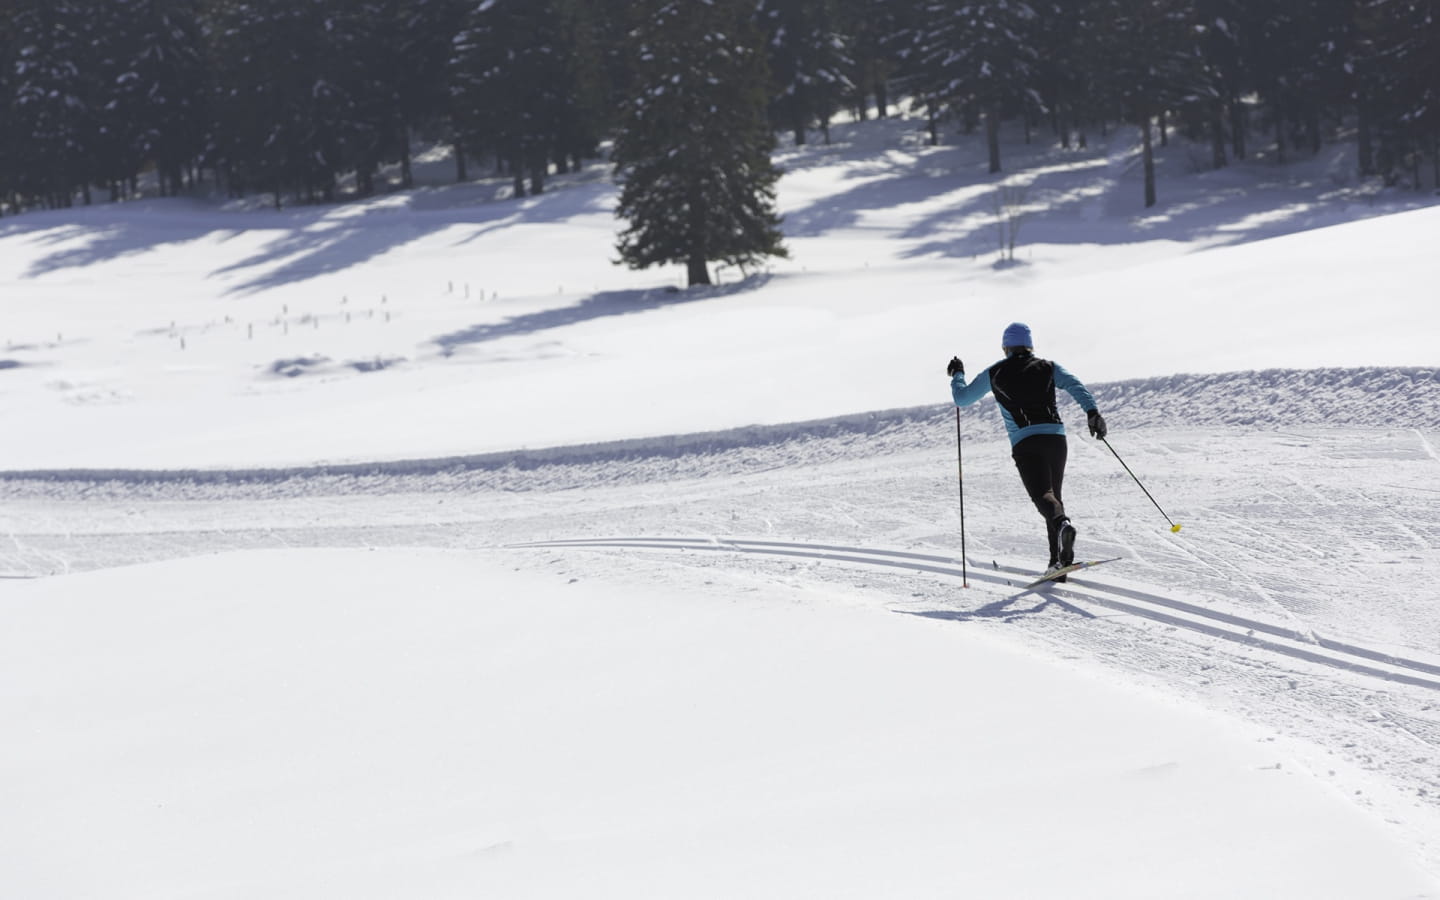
[{"left": 1011, "top": 433, "right": 1068, "bottom": 564}]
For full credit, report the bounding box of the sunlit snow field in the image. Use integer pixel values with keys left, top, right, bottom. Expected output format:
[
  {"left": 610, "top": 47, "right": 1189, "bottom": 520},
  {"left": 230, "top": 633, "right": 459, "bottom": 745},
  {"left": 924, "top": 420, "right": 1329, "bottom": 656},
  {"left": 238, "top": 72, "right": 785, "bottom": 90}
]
[{"left": 3, "top": 118, "right": 1439, "bottom": 898}]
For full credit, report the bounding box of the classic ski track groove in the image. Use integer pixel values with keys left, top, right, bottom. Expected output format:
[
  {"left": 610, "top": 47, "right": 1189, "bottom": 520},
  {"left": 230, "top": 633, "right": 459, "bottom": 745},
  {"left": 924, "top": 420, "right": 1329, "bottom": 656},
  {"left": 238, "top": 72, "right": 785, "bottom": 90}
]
[{"left": 510, "top": 536, "right": 1440, "bottom": 692}]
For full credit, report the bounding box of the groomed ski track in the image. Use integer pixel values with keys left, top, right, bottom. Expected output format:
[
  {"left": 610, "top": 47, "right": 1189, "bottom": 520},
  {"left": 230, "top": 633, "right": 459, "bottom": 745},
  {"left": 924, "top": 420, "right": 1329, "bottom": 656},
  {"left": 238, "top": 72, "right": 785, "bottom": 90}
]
[
  {"left": 4, "top": 367, "right": 1439, "bottom": 864},
  {"left": 509, "top": 536, "right": 1440, "bottom": 692}
]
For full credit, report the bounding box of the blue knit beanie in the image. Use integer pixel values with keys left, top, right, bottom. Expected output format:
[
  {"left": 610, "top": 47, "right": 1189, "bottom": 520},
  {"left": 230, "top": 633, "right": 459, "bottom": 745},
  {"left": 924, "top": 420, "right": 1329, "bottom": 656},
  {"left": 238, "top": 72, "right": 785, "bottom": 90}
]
[{"left": 1002, "top": 322, "right": 1033, "bottom": 348}]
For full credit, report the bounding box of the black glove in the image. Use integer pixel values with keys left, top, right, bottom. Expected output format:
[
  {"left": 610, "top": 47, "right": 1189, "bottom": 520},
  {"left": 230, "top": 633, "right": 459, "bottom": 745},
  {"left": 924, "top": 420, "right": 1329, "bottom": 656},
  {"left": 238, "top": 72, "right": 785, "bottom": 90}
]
[
  {"left": 1087, "top": 409, "right": 1108, "bottom": 440},
  {"left": 946, "top": 356, "right": 964, "bottom": 377}
]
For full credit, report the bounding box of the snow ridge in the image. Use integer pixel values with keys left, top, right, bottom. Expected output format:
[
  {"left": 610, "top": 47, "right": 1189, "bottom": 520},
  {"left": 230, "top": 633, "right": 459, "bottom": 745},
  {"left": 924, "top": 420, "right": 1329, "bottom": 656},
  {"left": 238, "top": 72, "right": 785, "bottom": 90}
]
[{"left": 1, "top": 366, "right": 1435, "bottom": 495}]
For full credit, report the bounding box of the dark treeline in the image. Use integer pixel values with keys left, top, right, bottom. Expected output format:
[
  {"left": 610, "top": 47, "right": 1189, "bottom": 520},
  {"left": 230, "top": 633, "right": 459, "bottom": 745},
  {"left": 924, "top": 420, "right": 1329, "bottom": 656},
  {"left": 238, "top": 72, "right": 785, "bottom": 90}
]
[{"left": 1, "top": 0, "right": 1436, "bottom": 219}]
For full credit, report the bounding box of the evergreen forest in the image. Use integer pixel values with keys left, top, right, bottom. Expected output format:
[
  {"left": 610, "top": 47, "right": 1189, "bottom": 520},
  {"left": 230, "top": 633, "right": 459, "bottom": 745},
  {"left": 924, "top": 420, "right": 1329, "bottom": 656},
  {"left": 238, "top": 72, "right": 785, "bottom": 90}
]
[{"left": 1, "top": 0, "right": 1437, "bottom": 281}]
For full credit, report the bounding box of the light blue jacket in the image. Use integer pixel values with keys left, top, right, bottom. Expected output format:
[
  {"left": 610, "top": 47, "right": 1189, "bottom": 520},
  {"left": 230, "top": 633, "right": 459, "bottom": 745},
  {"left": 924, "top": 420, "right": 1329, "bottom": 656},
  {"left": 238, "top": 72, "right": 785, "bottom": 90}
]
[{"left": 951, "top": 356, "right": 1097, "bottom": 447}]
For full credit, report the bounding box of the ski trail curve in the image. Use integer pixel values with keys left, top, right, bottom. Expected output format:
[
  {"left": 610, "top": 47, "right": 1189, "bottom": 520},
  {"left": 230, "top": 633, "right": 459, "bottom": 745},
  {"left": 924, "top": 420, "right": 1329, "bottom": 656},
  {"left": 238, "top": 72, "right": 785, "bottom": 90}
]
[{"left": 509, "top": 536, "right": 1440, "bottom": 691}]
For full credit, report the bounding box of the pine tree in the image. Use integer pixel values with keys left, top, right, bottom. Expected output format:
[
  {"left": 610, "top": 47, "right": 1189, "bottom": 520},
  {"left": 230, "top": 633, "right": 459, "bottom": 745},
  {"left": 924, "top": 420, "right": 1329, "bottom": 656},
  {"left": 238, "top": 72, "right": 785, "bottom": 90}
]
[
  {"left": 0, "top": 4, "right": 15, "bottom": 213},
  {"left": 1190, "top": 0, "right": 1250, "bottom": 167},
  {"left": 1244, "top": 0, "right": 1329, "bottom": 163},
  {"left": 1362, "top": 0, "right": 1440, "bottom": 187},
  {"left": 94, "top": 0, "right": 209, "bottom": 199},
  {"left": 613, "top": 0, "right": 787, "bottom": 288},
  {"left": 5, "top": 0, "right": 97, "bottom": 208},
  {"left": 1031, "top": 0, "right": 1110, "bottom": 150},
  {"left": 349, "top": 0, "right": 465, "bottom": 193},
  {"left": 451, "top": 0, "right": 590, "bottom": 197},
  {"left": 900, "top": 0, "right": 1041, "bottom": 167},
  {"left": 580, "top": 0, "right": 644, "bottom": 118},
  {"left": 207, "top": 0, "right": 360, "bottom": 206},
  {"left": 832, "top": 0, "right": 915, "bottom": 120},
  {"left": 754, "top": 0, "right": 854, "bottom": 145},
  {"left": 1087, "top": 0, "right": 1206, "bottom": 206}
]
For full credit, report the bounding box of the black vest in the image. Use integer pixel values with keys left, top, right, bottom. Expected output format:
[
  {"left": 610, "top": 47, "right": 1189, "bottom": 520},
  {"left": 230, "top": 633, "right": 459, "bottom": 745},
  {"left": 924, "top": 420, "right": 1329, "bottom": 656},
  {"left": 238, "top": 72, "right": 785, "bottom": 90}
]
[{"left": 987, "top": 351, "right": 1061, "bottom": 429}]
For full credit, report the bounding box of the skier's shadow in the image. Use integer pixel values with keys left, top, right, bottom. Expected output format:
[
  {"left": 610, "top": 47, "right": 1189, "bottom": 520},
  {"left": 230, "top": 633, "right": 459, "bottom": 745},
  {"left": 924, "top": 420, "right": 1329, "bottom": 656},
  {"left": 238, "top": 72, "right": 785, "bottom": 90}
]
[{"left": 902, "top": 588, "right": 1095, "bottom": 624}]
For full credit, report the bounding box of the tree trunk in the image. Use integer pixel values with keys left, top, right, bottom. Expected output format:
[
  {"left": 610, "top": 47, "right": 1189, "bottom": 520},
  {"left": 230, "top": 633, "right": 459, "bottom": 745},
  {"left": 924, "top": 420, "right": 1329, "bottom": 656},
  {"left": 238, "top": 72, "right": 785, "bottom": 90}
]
[
  {"left": 1211, "top": 100, "right": 1227, "bottom": 169},
  {"left": 1230, "top": 101, "right": 1246, "bottom": 160},
  {"left": 986, "top": 107, "right": 1002, "bottom": 174},
  {"left": 1274, "top": 105, "right": 1287, "bottom": 165},
  {"left": 874, "top": 77, "right": 889, "bottom": 119},
  {"left": 512, "top": 160, "right": 526, "bottom": 198},
  {"left": 1142, "top": 116, "right": 1156, "bottom": 208},
  {"left": 1357, "top": 105, "right": 1373, "bottom": 175},
  {"left": 1159, "top": 109, "right": 1169, "bottom": 147},
  {"left": 400, "top": 134, "right": 414, "bottom": 189},
  {"left": 927, "top": 106, "right": 939, "bottom": 146},
  {"left": 455, "top": 143, "right": 468, "bottom": 182},
  {"left": 686, "top": 252, "right": 710, "bottom": 287}
]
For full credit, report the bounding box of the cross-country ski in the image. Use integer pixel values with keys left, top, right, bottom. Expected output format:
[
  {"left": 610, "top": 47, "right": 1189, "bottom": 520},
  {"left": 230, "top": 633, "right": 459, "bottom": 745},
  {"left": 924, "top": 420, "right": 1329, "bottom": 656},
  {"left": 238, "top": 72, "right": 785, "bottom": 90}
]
[{"left": 1024, "top": 557, "right": 1123, "bottom": 589}]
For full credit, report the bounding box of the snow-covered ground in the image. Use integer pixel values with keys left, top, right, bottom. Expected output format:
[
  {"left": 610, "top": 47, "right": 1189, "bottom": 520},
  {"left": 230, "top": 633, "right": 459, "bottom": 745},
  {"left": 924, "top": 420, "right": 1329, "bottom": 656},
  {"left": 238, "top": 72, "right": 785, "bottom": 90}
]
[{"left": 2, "top": 118, "right": 1439, "bottom": 898}]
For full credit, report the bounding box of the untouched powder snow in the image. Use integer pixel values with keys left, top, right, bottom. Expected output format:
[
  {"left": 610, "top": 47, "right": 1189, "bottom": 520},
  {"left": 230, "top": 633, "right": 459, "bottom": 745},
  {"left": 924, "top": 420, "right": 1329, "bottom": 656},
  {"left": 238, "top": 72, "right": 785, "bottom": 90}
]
[{"left": 2, "top": 550, "right": 1435, "bottom": 900}]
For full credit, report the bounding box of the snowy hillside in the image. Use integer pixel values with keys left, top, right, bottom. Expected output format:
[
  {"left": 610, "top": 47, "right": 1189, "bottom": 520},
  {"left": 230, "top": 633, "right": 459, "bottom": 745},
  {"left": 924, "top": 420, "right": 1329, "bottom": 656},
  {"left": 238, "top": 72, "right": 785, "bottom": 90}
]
[
  {"left": 3, "top": 119, "right": 1439, "bottom": 898},
  {"left": 1, "top": 119, "right": 1436, "bottom": 470}
]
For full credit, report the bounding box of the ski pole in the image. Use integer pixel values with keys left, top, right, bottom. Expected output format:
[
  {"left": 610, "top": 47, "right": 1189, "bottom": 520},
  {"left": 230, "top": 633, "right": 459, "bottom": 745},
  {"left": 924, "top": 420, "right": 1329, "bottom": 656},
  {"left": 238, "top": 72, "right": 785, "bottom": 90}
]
[
  {"left": 1101, "top": 437, "right": 1182, "bottom": 533},
  {"left": 955, "top": 408, "right": 969, "bottom": 587}
]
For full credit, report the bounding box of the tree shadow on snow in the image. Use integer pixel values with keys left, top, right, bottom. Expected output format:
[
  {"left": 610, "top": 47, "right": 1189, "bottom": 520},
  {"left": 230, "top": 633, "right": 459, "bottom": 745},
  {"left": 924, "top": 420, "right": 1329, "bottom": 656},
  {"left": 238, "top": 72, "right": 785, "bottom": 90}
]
[
  {"left": 215, "top": 183, "right": 610, "bottom": 296},
  {"left": 4, "top": 174, "right": 611, "bottom": 294},
  {"left": 780, "top": 121, "right": 1439, "bottom": 261},
  {"left": 432, "top": 274, "right": 773, "bottom": 352}
]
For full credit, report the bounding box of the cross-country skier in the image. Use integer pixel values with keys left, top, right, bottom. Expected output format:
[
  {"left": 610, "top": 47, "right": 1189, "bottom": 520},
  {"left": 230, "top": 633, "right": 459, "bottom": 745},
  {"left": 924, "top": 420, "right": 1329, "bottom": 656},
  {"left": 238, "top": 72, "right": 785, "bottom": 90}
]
[{"left": 946, "top": 322, "right": 1107, "bottom": 582}]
